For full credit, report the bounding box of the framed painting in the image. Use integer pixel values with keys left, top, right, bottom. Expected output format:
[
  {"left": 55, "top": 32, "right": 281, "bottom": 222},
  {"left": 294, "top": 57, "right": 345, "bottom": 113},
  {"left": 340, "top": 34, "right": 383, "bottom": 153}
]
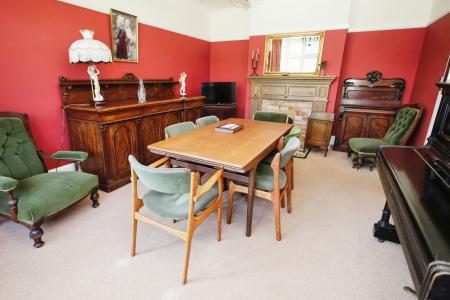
[
  {"left": 443, "top": 54, "right": 450, "bottom": 83},
  {"left": 110, "top": 9, "right": 138, "bottom": 63}
]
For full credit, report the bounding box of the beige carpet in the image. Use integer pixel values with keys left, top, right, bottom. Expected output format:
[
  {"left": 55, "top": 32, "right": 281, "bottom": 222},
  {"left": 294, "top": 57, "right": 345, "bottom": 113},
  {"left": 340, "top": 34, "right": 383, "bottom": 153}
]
[{"left": 0, "top": 150, "right": 413, "bottom": 300}]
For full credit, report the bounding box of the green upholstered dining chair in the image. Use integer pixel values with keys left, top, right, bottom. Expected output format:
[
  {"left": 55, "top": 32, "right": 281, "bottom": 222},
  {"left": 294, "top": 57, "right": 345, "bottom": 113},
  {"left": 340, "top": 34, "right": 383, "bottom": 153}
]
[
  {"left": 253, "top": 111, "right": 289, "bottom": 123},
  {"left": 128, "top": 155, "right": 224, "bottom": 284},
  {"left": 164, "top": 121, "right": 197, "bottom": 139},
  {"left": 0, "top": 112, "right": 99, "bottom": 248},
  {"left": 195, "top": 115, "right": 220, "bottom": 128},
  {"left": 227, "top": 137, "right": 300, "bottom": 241},
  {"left": 348, "top": 104, "right": 424, "bottom": 170}
]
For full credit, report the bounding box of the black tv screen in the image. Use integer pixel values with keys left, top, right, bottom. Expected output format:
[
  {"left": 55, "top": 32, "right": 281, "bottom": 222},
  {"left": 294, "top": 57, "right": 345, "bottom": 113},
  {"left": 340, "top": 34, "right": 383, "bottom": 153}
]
[{"left": 201, "top": 82, "right": 236, "bottom": 105}]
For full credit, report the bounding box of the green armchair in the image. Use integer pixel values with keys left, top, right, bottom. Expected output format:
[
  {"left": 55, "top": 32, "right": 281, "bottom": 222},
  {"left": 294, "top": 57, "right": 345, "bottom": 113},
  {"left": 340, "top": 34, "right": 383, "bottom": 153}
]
[
  {"left": 195, "top": 115, "right": 220, "bottom": 128},
  {"left": 348, "top": 104, "right": 424, "bottom": 170},
  {"left": 0, "top": 112, "right": 99, "bottom": 247}
]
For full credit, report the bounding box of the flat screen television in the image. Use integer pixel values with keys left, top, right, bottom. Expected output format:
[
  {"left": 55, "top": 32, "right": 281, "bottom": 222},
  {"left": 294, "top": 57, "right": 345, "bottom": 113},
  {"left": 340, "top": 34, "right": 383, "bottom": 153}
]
[{"left": 201, "top": 82, "right": 236, "bottom": 105}]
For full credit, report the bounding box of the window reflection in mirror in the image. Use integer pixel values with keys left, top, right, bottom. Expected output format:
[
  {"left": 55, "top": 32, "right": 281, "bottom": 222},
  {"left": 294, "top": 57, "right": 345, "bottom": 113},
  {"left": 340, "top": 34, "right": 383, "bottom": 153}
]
[{"left": 264, "top": 32, "right": 324, "bottom": 76}]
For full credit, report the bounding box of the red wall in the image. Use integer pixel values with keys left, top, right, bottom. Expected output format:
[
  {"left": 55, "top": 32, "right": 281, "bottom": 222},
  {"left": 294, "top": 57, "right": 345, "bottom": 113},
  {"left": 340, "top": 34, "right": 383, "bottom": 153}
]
[
  {"left": 410, "top": 13, "right": 450, "bottom": 145},
  {"left": 0, "top": 0, "right": 210, "bottom": 167},
  {"left": 333, "top": 28, "right": 426, "bottom": 132},
  {"left": 210, "top": 40, "right": 249, "bottom": 118}
]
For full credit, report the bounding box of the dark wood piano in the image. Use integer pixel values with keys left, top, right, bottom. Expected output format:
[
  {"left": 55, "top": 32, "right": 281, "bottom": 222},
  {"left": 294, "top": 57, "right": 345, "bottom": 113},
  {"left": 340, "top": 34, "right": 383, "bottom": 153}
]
[{"left": 374, "top": 82, "right": 450, "bottom": 299}]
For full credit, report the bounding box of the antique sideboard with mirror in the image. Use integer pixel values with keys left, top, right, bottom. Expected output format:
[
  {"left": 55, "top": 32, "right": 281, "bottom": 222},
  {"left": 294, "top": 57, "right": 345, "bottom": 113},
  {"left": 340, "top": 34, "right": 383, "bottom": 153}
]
[
  {"left": 334, "top": 71, "right": 406, "bottom": 151},
  {"left": 61, "top": 73, "right": 204, "bottom": 192}
]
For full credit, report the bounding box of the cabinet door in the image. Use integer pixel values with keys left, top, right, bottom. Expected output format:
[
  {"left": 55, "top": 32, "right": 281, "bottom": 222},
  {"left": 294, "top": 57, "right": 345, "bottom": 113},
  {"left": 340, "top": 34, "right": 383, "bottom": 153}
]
[
  {"left": 306, "top": 120, "right": 332, "bottom": 147},
  {"left": 106, "top": 120, "right": 138, "bottom": 181},
  {"left": 184, "top": 108, "right": 202, "bottom": 123},
  {"left": 338, "top": 112, "right": 367, "bottom": 148},
  {"left": 139, "top": 114, "right": 164, "bottom": 165},
  {"left": 365, "top": 114, "right": 395, "bottom": 139}
]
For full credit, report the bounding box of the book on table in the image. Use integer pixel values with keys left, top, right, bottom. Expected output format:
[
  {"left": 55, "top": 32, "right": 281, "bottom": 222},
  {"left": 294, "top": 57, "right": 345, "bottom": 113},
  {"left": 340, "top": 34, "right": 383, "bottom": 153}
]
[{"left": 215, "top": 123, "right": 243, "bottom": 133}]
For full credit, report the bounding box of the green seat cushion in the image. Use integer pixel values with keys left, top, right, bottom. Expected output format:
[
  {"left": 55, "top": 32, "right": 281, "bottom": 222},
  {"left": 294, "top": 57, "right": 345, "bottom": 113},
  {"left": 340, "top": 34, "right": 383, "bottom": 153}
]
[
  {"left": 0, "top": 172, "right": 98, "bottom": 224},
  {"left": 256, "top": 164, "right": 287, "bottom": 191},
  {"left": 142, "top": 185, "right": 219, "bottom": 219},
  {"left": 253, "top": 111, "right": 288, "bottom": 123},
  {"left": 349, "top": 138, "right": 389, "bottom": 154}
]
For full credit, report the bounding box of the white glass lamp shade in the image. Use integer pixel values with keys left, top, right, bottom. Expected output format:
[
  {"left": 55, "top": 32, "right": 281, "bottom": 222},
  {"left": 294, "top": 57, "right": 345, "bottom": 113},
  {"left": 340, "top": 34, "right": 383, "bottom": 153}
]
[{"left": 69, "top": 30, "right": 112, "bottom": 63}]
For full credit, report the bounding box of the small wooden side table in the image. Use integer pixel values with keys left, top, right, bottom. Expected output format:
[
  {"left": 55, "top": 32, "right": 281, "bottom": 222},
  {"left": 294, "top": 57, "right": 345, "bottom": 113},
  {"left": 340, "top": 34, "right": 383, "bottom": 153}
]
[{"left": 305, "top": 112, "right": 334, "bottom": 157}]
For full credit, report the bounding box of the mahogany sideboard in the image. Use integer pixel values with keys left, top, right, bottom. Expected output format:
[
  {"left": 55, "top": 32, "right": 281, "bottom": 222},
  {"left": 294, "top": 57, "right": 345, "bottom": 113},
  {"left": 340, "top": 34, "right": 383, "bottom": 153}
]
[
  {"left": 60, "top": 73, "right": 204, "bottom": 192},
  {"left": 334, "top": 71, "right": 405, "bottom": 151}
]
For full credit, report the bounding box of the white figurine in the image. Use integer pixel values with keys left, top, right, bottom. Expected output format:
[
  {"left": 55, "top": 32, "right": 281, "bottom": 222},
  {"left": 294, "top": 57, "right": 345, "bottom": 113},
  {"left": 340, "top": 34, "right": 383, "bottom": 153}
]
[
  {"left": 179, "top": 72, "right": 187, "bottom": 98},
  {"left": 87, "top": 65, "right": 104, "bottom": 102}
]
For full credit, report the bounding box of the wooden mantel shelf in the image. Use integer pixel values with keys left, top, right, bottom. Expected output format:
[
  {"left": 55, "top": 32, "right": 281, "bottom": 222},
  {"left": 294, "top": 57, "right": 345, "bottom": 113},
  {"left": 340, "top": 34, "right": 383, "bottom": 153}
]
[{"left": 248, "top": 75, "right": 336, "bottom": 82}]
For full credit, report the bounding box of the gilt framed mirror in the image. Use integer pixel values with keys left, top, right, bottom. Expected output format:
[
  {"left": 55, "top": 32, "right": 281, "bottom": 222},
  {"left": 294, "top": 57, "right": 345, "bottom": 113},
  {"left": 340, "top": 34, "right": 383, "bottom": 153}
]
[{"left": 264, "top": 31, "right": 324, "bottom": 76}]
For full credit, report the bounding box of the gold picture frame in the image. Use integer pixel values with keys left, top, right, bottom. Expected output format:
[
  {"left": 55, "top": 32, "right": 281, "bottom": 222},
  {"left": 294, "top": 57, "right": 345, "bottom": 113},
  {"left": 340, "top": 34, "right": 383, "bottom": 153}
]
[
  {"left": 110, "top": 9, "right": 138, "bottom": 63},
  {"left": 263, "top": 31, "right": 325, "bottom": 76}
]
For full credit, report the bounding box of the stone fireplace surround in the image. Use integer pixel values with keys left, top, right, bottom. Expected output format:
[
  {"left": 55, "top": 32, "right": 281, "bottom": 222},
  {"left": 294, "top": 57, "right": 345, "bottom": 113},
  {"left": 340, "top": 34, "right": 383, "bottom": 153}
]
[{"left": 248, "top": 75, "right": 336, "bottom": 155}]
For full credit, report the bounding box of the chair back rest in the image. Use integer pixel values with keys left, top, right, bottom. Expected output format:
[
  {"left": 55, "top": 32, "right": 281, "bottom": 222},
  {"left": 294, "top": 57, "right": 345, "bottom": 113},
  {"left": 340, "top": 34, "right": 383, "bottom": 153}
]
[
  {"left": 279, "top": 137, "right": 300, "bottom": 168},
  {"left": 195, "top": 115, "right": 219, "bottom": 128},
  {"left": 253, "top": 111, "right": 288, "bottom": 123},
  {"left": 164, "top": 121, "right": 197, "bottom": 139},
  {"left": 0, "top": 116, "right": 45, "bottom": 180},
  {"left": 383, "top": 104, "right": 423, "bottom": 145},
  {"left": 128, "top": 155, "right": 191, "bottom": 194},
  {"left": 284, "top": 126, "right": 301, "bottom": 145}
]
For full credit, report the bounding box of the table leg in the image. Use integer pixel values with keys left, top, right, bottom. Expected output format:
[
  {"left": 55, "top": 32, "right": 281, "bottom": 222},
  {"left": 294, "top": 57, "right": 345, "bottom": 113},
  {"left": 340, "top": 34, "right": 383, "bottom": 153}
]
[{"left": 246, "top": 168, "right": 257, "bottom": 237}]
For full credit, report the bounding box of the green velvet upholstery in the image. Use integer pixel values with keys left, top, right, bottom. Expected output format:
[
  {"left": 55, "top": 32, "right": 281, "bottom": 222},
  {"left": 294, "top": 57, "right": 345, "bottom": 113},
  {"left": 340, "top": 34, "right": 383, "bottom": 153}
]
[
  {"left": 348, "top": 138, "right": 390, "bottom": 153},
  {"left": 128, "top": 155, "right": 219, "bottom": 220},
  {"left": 195, "top": 115, "right": 219, "bottom": 128},
  {"left": 128, "top": 155, "right": 191, "bottom": 194},
  {"left": 253, "top": 111, "right": 288, "bottom": 123},
  {"left": 0, "top": 172, "right": 98, "bottom": 224},
  {"left": 262, "top": 127, "right": 301, "bottom": 164},
  {"left": 279, "top": 137, "right": 300, "bottom": 168},
  {"left": 255, "top": 164, "right": 287, "bottom": 191},
  {"left": 143, "top": 186, "right": 218, "bottom": 219},
  {"left": 383, "top": 107, "right": 420, "bottom": 145},
  {"left": 284, "top": 126, "right": 301, "bottom": 145},
  {"left": 0, "top": 117, "right": 45, "bottom": 180},
  {"left": 0, "top": 175, "right": 18, "bottom": 192},
  {"left": 51, "top": 151, "right": 88, "bottom": 162},
  {"left": 164, "top": 121, "right": 197, "bottom": 138}
]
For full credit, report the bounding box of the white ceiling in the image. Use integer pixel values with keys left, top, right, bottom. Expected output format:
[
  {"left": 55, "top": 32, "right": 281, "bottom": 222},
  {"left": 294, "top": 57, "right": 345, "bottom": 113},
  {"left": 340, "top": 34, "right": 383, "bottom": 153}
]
[{"left": 192, "top": 0, "right": 233, "bottom": 10}]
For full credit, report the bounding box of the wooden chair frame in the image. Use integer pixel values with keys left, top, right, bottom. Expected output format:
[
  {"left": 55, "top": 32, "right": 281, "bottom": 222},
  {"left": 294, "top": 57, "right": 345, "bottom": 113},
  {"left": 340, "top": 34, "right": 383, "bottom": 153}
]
[
  {"left": 130, "top": 156, "right": 224, "bottom": 284},
  {"left": 226, "top": 139, "right": 293, "bottom": 241},
  {"left": 349, "top": 104, "right": 424, "bottom": 171}
]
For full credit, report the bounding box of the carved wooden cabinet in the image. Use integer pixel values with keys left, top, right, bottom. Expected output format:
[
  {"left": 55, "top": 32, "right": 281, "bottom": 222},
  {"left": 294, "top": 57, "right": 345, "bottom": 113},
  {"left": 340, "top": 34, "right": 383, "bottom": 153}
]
[
  {"left": 61, "top": 73, "right": 205, "bottom": 192},
  {"left": 305, "top": 112, "right": 334, "bottom": 157},
  {"left": 334, "top": 71, "right": 405, "bottom": 151}
]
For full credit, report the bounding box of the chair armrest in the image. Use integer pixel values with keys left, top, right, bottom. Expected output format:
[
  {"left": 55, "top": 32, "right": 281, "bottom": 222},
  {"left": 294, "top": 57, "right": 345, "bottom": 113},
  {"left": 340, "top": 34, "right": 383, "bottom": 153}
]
[
  {"left": 0, "top": 176, "right": 18, "bottom": 192},
  {"left": 194, "top": 169, "right": 224, "bottom": 202},
  {"left": 51, "top": 151, "right": 88, "bottom": 162},
  {"left": 149, "top": 156, "right": 170, "bottom": 168}
]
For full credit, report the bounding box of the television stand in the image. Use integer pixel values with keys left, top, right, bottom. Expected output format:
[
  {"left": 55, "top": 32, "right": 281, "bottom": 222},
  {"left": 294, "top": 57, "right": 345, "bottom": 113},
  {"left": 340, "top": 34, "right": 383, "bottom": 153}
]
[{"left": 202, "top": 103, "right": 237, "bottom": 119}]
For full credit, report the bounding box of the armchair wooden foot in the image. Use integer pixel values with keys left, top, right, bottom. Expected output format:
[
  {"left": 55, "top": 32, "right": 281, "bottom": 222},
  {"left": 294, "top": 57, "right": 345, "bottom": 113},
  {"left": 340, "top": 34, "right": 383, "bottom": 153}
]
[
  {"left": 90, "top": 188, "right": 100, "bottom": 208},
  {"left": 29, "top": 226, "right": 44, "bottom": 248}
]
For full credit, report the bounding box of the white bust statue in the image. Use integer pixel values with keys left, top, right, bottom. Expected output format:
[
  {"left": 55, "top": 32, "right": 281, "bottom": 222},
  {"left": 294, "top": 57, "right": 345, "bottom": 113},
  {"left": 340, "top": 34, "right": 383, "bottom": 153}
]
[{"left": 179, "top": 72, "right": 187, "bottom": 98}]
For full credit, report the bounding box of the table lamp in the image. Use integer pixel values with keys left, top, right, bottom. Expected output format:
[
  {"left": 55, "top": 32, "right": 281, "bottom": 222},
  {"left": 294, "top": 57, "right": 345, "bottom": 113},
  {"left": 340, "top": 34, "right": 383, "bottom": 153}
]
[{"left": 69, "top": 29, "right": 112, "bottom": 105}]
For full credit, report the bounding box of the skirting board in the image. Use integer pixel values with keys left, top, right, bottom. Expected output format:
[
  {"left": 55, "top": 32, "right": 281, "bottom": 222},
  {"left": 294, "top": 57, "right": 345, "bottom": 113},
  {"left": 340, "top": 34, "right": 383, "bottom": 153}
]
[{"left": 48, "top": 163, "right": 76, "bottom": 173}]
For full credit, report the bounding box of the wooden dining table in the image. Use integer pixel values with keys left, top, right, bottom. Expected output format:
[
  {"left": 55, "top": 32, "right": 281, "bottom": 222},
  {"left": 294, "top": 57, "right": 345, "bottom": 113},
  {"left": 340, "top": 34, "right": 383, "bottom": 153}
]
[{"left": 148, "top": 118, "right": 293, "bottom": 236}]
